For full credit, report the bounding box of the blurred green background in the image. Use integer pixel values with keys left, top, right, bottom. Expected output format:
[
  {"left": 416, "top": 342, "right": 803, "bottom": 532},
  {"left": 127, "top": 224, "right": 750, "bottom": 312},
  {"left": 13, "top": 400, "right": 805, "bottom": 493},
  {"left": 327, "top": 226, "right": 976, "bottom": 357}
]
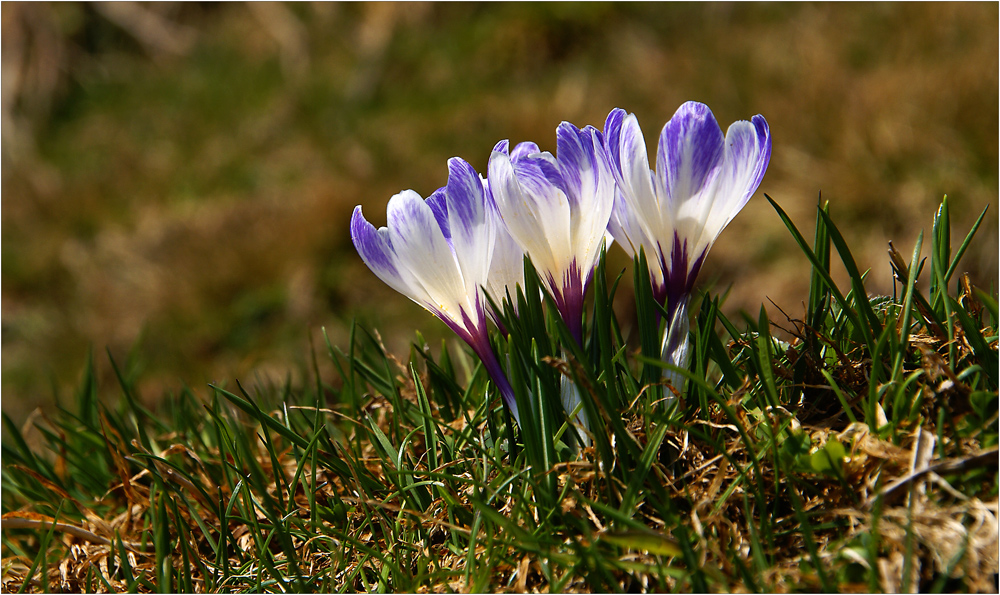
[{"left": 3, "top": 2, "right": 997, "bottom": 422}]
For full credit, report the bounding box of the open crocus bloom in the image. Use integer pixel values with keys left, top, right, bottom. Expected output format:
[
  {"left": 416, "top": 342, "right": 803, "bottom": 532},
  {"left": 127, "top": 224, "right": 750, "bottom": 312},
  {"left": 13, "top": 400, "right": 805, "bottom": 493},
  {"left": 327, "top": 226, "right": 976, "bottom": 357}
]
[
  {"left": 487, "top": 124, "right": 616, "bottom": 345},
  {"left": 351, "top": 157, "right": 520, "bottom": 424},
  {"left": 604, "top": 101, "right": 771, "bottom": 383}
]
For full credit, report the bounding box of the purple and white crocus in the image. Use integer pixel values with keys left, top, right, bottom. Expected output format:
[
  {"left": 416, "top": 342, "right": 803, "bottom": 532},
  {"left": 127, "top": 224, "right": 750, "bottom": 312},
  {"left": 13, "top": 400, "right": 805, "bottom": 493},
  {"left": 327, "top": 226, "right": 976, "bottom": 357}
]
[
  {"left": 351, "top": 157, "right": 520, "bottom": 424},
  {"left": 488, "top": 123, "right": 617, "bottom": 441},
  {"left": 488, "top": 124, "right": 616, "bottom": 345},
  {"left": 604, "top": 101, "right": 771, "bottom": 387}
]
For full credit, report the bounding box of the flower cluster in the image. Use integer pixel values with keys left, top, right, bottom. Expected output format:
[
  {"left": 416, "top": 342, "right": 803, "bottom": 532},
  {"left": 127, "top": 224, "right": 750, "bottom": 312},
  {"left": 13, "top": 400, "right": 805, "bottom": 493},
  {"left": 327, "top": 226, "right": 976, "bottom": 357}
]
[{"left": 351, "top": 102, "right": 771, "bottom": 433}]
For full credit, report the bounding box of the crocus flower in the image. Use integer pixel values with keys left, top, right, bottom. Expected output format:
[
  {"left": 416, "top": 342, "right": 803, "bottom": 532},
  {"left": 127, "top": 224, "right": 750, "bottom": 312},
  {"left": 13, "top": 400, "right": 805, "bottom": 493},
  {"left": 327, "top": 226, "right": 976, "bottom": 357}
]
[
  {"left": 351, "top": 157, "right": 520, "bottom": 423},
  {"left": 604, "top": 101, "right": 771, "bottom": 384},
  {"left": 487, "top": 124, "right": 616, "bottom": 345},
  {"left": 488, "top": 124, "right": 616, "bottom": 442}
]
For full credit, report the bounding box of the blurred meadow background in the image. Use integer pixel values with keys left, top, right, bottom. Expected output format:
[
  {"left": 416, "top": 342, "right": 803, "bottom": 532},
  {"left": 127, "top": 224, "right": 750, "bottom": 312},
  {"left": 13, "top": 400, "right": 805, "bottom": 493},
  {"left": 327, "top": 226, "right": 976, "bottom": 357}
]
[{"left": 2, "top": 2, "right": 997, "bottom": 423}]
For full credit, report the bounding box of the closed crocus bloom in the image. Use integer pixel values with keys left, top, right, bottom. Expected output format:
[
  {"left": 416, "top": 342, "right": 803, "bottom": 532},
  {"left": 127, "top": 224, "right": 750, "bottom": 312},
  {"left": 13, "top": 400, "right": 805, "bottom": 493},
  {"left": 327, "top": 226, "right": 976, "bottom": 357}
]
[
  {"left": 351, "top": 157, "right": 519, "bottom": 424},
  {"left": 488, "top": 124, "right": 616, "bottom": 345},
  {"left": 605, "top": 102, "right": 771, "bottom": 385},
  {"left": 489, "top": 126, "right": 615, "bottom": 445}
]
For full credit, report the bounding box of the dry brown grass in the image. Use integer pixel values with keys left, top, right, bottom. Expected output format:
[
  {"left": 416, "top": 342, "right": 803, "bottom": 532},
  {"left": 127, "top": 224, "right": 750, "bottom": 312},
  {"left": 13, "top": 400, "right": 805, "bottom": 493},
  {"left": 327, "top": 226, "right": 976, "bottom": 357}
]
[{"left": 3, "top": 398, "right": 996, "bottom": 592}]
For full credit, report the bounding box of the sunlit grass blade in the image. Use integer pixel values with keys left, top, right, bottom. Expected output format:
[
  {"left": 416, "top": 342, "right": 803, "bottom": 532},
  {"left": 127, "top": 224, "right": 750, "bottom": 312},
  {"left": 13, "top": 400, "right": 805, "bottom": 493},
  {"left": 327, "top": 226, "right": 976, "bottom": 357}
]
[
  {"left": 766, "top": 195, "right": 876, "bottom": 357},
  {"left": 890, "top": 230, "right": 924, "bottom": 382}
]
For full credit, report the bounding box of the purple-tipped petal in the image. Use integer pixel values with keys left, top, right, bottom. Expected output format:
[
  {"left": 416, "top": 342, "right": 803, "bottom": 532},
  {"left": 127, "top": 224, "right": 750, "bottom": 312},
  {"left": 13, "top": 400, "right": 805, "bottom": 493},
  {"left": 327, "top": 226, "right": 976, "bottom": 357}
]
[
  {"left": 521, "top": 154, "right": 565, "bottom": 199},
  {"left": 751, "top": 114, "right": 772, "bottom": 189},
  {"left": 493, "top": 152, "right": 573, "bottom": 276},
  {"left": 510, "top": 140, "right": 541, "bottom": 163},
  {"left": 351, "top": 205, "right": 423, "bottom": 303},
  {"left": 485, "top": 222, "right": 525, "bottom": 324},
  {"left": 739, "top": 115, "right": 772, "bottom": 205},
  {"left": 446, "top": 157, "right": 488, "bottom": 239},
  {"left": 656, "top": 101, "right": 725, "bottom": 206},
  {"left": 607, "top": 191, "right": 638, "bottom": 259},
  {"left": 706, "top": 114, "right": 772, "bottom": 237},
  {"left": 611, "top": 113, "right": 662, "bottom": 239},
  {"left": 554, "top": 122, "right": 591, "bottom": 203},
  {"left": 608, "top": 189, "right": 666, "bottom": 300},
  {"left": 445, "top": 156, "right": 494, "bottom": 298},
  {"left": 603, "top": 108, "right": 628, "bottom": 180},
  {"left": 426, "top": 187, "right": 450, "bottom": 242},
  {"left": 350, "top": 206, "right": 395, "bottom": 275}
]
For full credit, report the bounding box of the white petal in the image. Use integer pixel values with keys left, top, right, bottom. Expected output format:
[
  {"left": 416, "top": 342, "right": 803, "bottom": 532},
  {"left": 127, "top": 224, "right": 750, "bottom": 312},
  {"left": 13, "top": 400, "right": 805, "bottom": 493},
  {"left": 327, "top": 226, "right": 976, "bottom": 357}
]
[
  {"left": 489, "top": 150, "right": 572, "bottom": 279},
  {"left": 566, "top": 126, "right": 617, "bottom": 275},
  {"left": 655, "top": 103, "right": 728, "bottom": 264},
  {"left": 485, "top": 222, "right": 525, "bottom": 312},
  {"left": 709, "top": 117, "right": 771, "bottom": 237},
  {"left": 387, "top": 190, "right": 472, "bottom": 325},
  {"left": 444, "top": 158, "right": 495, "bottom": 302},
  {"left": 607, "top": 190, "right": 667, "bottom": 292},
  {"left": 618, "top": 114, "right": 667, "bottom": 235}
]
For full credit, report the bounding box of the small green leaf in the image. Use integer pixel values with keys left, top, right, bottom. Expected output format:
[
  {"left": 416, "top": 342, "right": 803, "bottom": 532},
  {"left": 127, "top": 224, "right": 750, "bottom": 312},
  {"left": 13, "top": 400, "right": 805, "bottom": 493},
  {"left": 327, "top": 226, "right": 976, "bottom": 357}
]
[{"left": 810, "top": 439, "right": 847, "bottom": 475}]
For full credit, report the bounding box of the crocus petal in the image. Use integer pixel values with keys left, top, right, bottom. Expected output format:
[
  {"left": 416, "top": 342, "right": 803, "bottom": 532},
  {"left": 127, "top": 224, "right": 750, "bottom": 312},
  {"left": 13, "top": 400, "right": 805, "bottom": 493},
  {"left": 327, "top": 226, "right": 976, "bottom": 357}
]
[
  {"left": 481, "top": 167, "right": 525, "bottom": 322},
  {"left": 510, "top": 140, "right": 541, "bottom": 163},
  {"left": 656, "top": 101, "right": 726, "bottom": 216},
  {"left": 485, "top": 224, "right": 525, "bottom": 320},
  {"left": 668, "top": 106, "right": 771, "bottom": 270},
  {"left": 711, "top": 115, "right": 772, "bottom": 235},
  {"left": 351, "top": 206, "right": 412, "bottom": 299},
  {"left": 607, "top": 189, "right": 669, "bottom": 300},
  {"left": 607, "top": 193, "right": 638, "bottom": 260},
  {"left": 603, "top": 108, "right": 628, "bottom": 181},
  {"left": 444, "top": 157, "right": 495, "bottom": 301},
  {"left": 425, "top": 187, "right": 450, "bottom": 243},
  {"left": 386, "top": 190, "right": 472, "bottom": 322},
  {"left": 606, "top": 111, "right": 665, "bottom": 242},
  {"left": 554, "top": 121, "right": 594, "bottom": 208},
  {"left": 562, "top": 125, "right": 617, "bottom": 278}
]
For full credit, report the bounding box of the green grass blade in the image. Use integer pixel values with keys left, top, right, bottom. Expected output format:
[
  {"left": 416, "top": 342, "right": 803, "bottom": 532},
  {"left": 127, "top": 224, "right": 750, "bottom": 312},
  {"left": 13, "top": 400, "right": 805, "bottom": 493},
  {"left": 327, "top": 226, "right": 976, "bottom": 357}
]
[
  {"left": 766, "top": 195, "right": 876, "bottom": 357},
  {"left": 952, "top": 297, "right": 998, "bottom": 389}
]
